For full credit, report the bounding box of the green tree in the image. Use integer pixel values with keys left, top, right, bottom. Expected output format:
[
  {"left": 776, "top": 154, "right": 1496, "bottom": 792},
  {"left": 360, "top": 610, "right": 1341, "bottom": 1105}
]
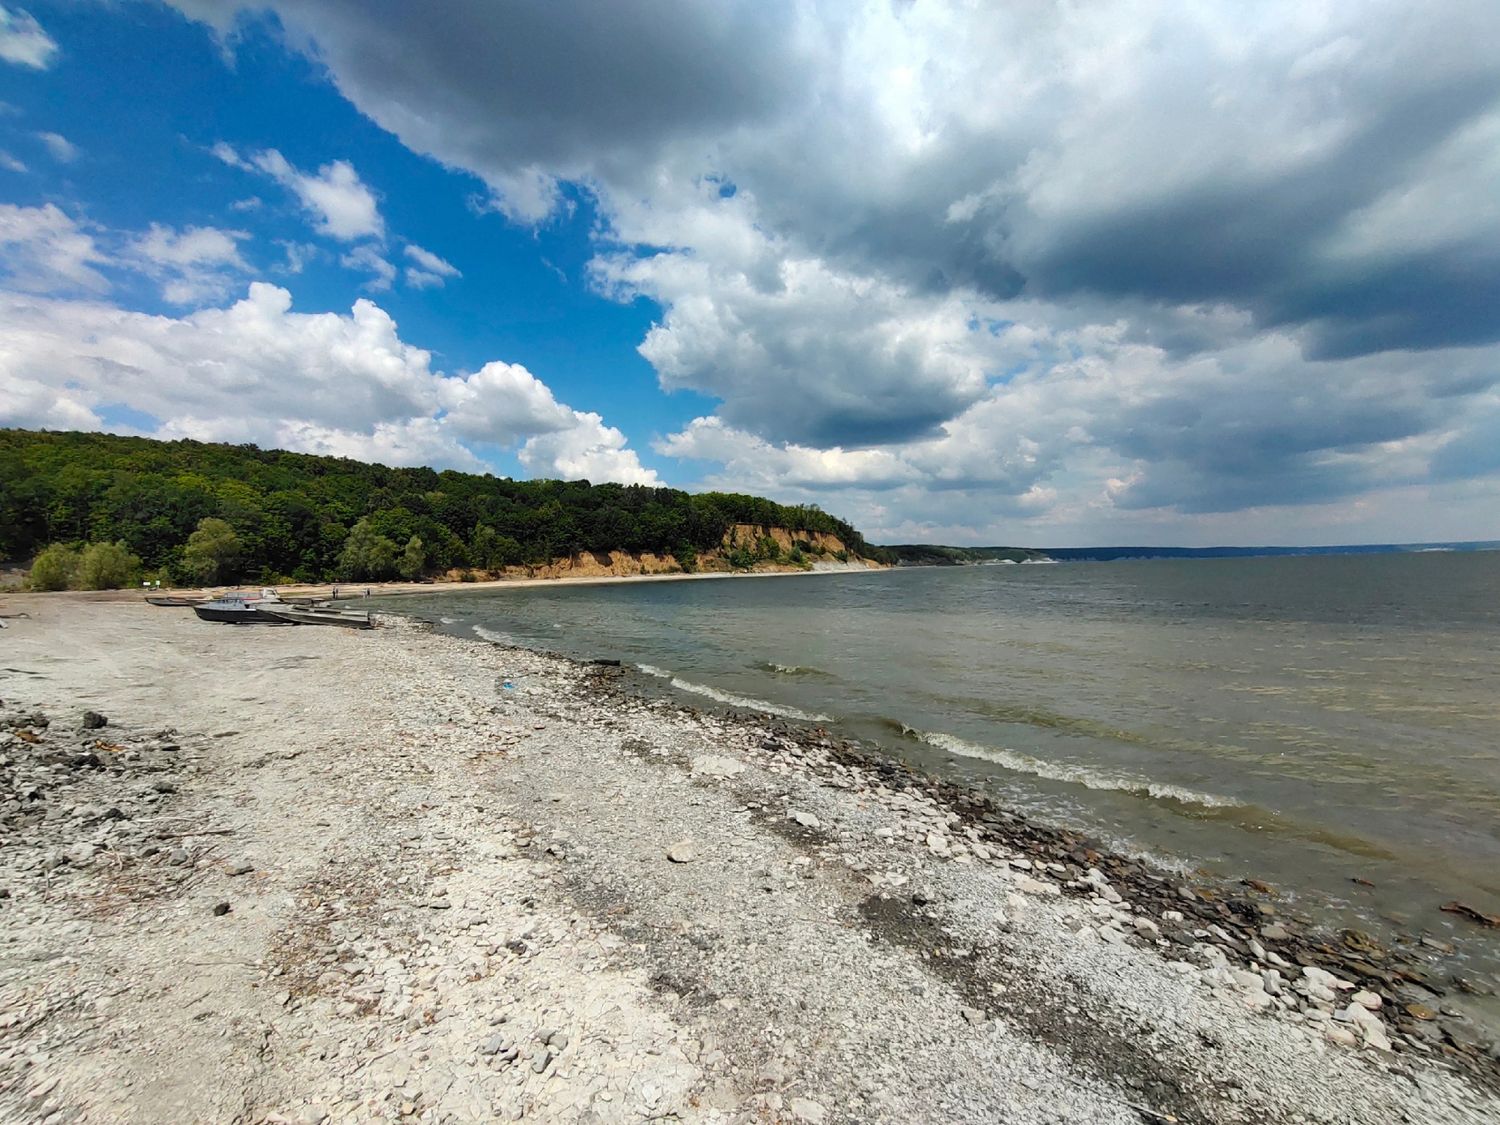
[
  {"left": 76, "top": 541, "right": 141, "bottom": 589},
  {"left": 181, "top": 517, "right": 242, "bottom": 584},
  {"left": 338, "top": 517, "right": 398, "bottom": 580},
  {"left": 398, "top": 535, "right": 426, "bottom": 580},
  {"left": 28, "top": 543, "right": 80, "bottom": 590}
]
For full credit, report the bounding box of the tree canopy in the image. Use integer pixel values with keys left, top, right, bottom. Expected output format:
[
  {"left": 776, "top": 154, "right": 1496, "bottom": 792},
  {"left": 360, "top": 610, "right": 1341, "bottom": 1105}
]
[{"left": 1, "top": 429, "right": 887, "bottom": 584}]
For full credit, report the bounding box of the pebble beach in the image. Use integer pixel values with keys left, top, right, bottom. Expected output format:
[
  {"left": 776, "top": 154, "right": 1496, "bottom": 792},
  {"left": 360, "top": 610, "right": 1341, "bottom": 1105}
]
[{"left": 1, "top": 594, "right": 1497, "bottom": 1123}]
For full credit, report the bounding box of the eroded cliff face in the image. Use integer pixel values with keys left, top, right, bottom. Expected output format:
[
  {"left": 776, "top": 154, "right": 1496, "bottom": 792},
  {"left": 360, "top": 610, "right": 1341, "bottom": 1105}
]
[{"left": 441, "top": 525, "right": 883, "bottom": 582}]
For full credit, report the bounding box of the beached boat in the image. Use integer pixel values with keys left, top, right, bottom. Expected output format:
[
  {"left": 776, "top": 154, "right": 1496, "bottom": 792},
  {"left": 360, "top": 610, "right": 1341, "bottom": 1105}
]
[
  {"left": 259, "top": 605, "right": 374, "bottom": 629},
  {"left": 192, "top": 589, "right": 287, "bottom": 624}
]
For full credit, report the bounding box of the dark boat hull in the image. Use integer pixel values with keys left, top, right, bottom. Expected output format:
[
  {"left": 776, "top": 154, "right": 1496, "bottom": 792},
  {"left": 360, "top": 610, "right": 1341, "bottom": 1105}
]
[{"left": 193, "top": 604, "right": 282, "bottom": 624}]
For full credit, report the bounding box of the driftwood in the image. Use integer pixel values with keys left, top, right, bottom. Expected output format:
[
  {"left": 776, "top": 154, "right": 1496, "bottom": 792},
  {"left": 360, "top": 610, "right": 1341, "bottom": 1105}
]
[{"left": 1440, "top": 900, "right": 1500, "bottom": 928}]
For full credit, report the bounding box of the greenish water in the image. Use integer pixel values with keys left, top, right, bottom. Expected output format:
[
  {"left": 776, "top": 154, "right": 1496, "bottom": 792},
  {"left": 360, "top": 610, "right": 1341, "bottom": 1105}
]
[{"left": 373, "top": 552, "right": 1500, "bottom": 1000}]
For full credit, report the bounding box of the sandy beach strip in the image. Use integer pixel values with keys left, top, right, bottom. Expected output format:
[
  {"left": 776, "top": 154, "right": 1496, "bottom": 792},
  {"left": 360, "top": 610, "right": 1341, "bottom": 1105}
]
[{"left": 0, "top": 596, "right": 1496, "bottom": 1123}]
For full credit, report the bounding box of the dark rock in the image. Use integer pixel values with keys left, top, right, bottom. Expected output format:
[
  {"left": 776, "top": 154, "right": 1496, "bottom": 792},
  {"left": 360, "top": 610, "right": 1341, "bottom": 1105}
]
[
  {"left": 211, "top": 901, "right": 231, "bottom": 916},
  {"left": 80, "top": 711, "right": 108, "bottom": 730}
]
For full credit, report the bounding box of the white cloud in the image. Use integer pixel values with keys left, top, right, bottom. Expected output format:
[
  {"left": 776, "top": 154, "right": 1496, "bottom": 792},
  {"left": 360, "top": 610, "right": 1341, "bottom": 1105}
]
[
  {"left": 403, "top": 242, "right": 460, "bottom": 288},
  {"left": 127, "top": 223, "right": 249, "bottom": 303},
  {"left": 341, "top": 244, "right": 395, "bottom": 290},
  {"left": 0, "top": 5, "right": 57, "bottom": 69},
  {"left": 35, "top": 131, "right": 78, "bottom": 163},
  {"left": 0, "top": 203, "right": 109, "bottom": 293},
  {"left": 519, "top": 413, "right": 659, "bottom": 486},
  {"left": 0, "top": 148, "right": 25, "bottom": 172},
  {"left": 275, "top": 240, "right": 318, "bottom": 274},
  {"left": 0, "top": 282, "right": 657, "bottom": 484},
  {"left": 437, "top": 360, "right": 575, "bottom": 444},
  {"left": 215, "top": 141, "right": 384, "bottom": 241}
]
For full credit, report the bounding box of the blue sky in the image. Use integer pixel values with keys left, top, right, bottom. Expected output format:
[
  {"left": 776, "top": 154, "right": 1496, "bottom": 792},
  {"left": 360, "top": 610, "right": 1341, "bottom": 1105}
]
[{"left": 3, "top": 2, "right": 1500, "bottom": 546}]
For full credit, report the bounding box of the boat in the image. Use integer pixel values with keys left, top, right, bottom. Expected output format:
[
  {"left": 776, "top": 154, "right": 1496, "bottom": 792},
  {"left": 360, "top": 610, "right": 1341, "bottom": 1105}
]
[
  {"left": 192, "top": 589, "right": 288, "bottom": 625},
  {"left": 259, "top": 605, "right": 374, "bottom": 629},
  {"left": 146, "top": 595, "right": 208, "bottom": 607}
]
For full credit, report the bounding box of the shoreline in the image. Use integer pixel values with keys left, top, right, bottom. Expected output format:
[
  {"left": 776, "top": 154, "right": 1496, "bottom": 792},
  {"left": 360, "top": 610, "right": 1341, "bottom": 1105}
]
[
  {"left": 466, "top": 620, "right": 1500, "bottom": 1079},
  {"left": 1, "top": 598, "right": 1495, "bottom": 1122}
]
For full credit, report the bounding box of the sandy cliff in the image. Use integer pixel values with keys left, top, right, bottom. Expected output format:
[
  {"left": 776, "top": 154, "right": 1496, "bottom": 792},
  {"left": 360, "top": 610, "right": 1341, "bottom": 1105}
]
[{"left": 444, "top": 524, "right": 884, "bottom": 582}]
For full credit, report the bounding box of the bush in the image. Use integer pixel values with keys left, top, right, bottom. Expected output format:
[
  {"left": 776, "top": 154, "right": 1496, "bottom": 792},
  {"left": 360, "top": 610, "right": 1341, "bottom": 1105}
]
[
  {"left": 28, "top": 543, "right": 80, "bottom": 590},
  {"left": 76, "top": 541, "right": 141, "bottom": 589},
  {"left": 674, "top": 544, "right": 698, "bottom": 573}
]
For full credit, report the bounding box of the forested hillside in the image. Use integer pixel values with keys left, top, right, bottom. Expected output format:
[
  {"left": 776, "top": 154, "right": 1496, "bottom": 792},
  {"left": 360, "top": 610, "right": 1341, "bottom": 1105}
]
[{"left": 0, "top": 430, "right": 886, "bottom": 585}]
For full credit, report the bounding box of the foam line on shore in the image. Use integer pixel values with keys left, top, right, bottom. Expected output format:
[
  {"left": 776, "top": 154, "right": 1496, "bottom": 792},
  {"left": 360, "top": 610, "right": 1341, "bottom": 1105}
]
[
  {"left": 636, "top": 664, "right": 833, "bottom": 723},
  {"left": 914, "top": 728, "right": 1243, "bottom": 809}
]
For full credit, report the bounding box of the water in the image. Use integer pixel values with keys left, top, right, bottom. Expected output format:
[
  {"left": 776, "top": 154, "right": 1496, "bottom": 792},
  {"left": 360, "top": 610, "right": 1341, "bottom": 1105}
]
[{"left": 375, "top": 553, "right": 1500, "bottom": 1006}]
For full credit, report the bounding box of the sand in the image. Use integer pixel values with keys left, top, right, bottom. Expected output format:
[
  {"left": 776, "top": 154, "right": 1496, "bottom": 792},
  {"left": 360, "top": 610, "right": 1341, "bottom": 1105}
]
[{"left": 0, "top": 596, "right": 1496, "bottom": 1123}]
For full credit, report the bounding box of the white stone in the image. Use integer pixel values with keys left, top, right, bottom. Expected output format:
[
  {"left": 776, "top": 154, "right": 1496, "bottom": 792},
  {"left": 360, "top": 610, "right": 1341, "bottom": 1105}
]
[
  {"left": 691, "top": 755, "right": 745, "bottom": 778},
  {"left": 789, "top": 1097, "right": 828, "bottom": 1124}
]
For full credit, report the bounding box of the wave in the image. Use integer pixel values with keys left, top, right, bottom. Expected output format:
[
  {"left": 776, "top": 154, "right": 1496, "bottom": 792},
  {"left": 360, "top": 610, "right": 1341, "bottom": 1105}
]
[
  {"left": 438, "top": 616, "right": 458, "bottom": 625},
  {"left": 756, "top": 661, "right": 830, "bottom": 678},
  {"left": 912, "top": 729, "right": 1243, "bottom": 810},
  {"left": 472, "top": 624, "right": 515, "bottom": 645},
  {"left": 635, "top": 663, "right": 832, "bottom": 722}
]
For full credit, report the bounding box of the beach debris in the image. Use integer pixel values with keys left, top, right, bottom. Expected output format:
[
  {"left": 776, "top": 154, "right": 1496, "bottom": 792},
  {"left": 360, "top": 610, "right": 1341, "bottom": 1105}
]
[{"left": 1440, "top": 901, "right": 1500, "bottom": 928}]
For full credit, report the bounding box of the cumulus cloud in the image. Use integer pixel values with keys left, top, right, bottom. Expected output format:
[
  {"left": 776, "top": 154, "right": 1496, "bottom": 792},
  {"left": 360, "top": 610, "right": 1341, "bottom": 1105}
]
[
  {"left": 519, "top": 413, "right": 660, "bottom": 488},
  {"left": 0, "top": 5, "right": 56, "bottom": 69},
  {"left": 214, "top": 141, "right": 384, "bottom": 240},
  {"left": 0, "top": 282, "right": 657, "bottom": 483},
  {"left": 173, "top": 2, "right": 1500, "bottom": 538}
]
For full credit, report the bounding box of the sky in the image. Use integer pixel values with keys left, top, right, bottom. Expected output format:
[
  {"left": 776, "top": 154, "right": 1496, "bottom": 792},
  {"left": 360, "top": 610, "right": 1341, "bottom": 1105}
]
[{"left": 2, "top": 2, "right": 1499, "bottom": 547}]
